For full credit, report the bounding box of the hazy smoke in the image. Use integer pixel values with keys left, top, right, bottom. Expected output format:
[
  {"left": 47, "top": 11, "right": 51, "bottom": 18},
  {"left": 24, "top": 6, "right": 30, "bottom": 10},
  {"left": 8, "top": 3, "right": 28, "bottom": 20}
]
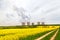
[{"left": 13, "top": 6, "right": 30, "bottom": 22}]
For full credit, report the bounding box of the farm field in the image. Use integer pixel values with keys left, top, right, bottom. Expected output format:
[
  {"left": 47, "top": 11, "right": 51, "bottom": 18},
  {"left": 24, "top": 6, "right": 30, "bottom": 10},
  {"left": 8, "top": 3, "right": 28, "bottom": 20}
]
[{"left": 0, "top": 26, "right": 59, "bottom": 40}]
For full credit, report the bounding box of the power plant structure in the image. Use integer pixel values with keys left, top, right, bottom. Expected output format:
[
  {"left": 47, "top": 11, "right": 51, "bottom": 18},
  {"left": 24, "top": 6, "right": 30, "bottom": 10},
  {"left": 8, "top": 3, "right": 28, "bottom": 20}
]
[
  {"left": 14, "top": 6, "right": 45, "bottom": 26},
  {"left": 6, "top": 6, "right": 45, "bottom": 26},
  {"left": 21, "top": 22, "right": 45, "bottom": 26}
]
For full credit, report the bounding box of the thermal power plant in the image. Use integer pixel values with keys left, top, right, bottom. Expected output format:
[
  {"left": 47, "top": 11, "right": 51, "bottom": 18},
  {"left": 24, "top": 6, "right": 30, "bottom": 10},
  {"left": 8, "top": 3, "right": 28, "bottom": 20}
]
[
  {"left": 37, "top": 22, "right": 40, "bottom": 25},
  {"left": 13, "top": 6, "right": 46, "bottom": 26},
  {"left": 27, "top": 22, "right": 30, "bottom": 25},
  {"left": 41, "top": 22, "right": 45, "bottom": 25},
  {"left": 32, "top": 22, "right": 35, "bottom": 25},
  {"left": 21, "top": 22, "right": 25, "bottom": 26}
]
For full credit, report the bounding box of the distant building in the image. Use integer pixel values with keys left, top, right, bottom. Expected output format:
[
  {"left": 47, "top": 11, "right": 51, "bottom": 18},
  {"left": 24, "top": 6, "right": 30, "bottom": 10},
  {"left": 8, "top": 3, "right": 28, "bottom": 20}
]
[
  {"left": 32, "top": 22, "right": 34, "bottom": 25},
  {"left": 41, "top": 22, "right": 45, "bottom": 25},
  {"left": 37, "top": 22, "right": 40, "bottom": 25},
  {"left": 27, "top": 22, "right": 30, "bottom": 25},
  {"left": 21, "top": 22, "right": 25, "bottom": 26}
]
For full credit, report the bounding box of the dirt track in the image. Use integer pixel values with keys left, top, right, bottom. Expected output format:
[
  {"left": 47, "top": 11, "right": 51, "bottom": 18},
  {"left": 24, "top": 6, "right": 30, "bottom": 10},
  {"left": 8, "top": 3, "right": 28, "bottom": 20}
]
[{"left": 35, "top": 29, "right": 59, "bottom": 40}]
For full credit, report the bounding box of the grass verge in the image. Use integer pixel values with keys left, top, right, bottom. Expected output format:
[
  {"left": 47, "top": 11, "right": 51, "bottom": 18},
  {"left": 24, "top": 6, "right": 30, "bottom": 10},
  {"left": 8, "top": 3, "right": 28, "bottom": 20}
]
[{"left": 55, "top": 28, "right": 60, "bottom": 40}]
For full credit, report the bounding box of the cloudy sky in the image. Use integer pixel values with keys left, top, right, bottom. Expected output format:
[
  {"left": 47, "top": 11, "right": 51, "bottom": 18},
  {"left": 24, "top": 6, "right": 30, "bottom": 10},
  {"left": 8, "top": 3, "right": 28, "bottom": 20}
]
[{"left": 0, "top": 0, "right": 60, "bottom": 25}]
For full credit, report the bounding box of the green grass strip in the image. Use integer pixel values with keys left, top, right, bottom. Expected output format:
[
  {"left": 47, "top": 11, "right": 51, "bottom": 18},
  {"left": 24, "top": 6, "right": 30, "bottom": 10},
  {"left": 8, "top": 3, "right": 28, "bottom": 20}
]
[
  {"left": 19, "top": 30, "right": 55, "bottom": 40},
  {"left": 55, "top": 28, "right": 60, "bottom": 40},
  {"left": 41, "top": 29, "right": 57, "bottom": 40}
]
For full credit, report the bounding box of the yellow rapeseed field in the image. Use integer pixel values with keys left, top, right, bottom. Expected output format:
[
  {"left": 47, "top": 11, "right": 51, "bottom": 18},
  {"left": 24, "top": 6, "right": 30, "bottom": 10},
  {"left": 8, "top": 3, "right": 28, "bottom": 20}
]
[{"left": 0, "top": 26, "right": 59, "bottom": 40}]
